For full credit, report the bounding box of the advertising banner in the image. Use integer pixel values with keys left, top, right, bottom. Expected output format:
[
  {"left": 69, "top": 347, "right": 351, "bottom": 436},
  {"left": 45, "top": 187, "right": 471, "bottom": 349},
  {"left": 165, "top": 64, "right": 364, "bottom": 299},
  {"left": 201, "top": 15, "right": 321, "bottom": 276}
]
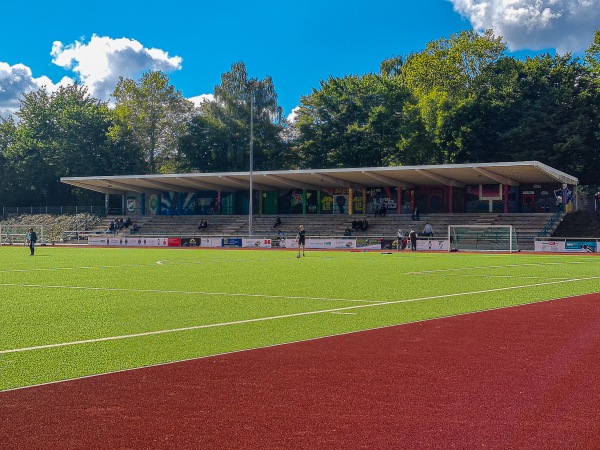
[
  {"left": 378, "top": 239, "right": 395, "bottom": 250},
  {"left": 96, "top": 236, "right": 169, "bottom": 247},
  {"left": 181, "top": 237, "right": 201, "bottom": 247},
  {"left": 417, "top": 238, "right": 449, "bottom": 251},
  {"left": 199, "top": 237, "right": 222, "bottom": 248},
  {"left": 223, "top": 238, "right": 243, "bottom": 248},
  {"left": 305, "top": 238, "right": 355, "bottom": 249},
  {"left": 108, "top": 237, "right": 127, "bottom": 246},
  {"left": 88, "top": 236, "right": 108, "bottom": 246},
  {"left": 356, "top": 238, "right": 381, "bottom": 250},
  {"left": 243, "top": 238, "right": 272, "bottom": 248},
  {"left": 534, "top": 240, "right": 565, "bottom": 252},
  {"left": 167, "top": 238, "right": 181, "bottom": 247},
  {"left": 565, "top": 240, "right": 597, "bottom": 252}
]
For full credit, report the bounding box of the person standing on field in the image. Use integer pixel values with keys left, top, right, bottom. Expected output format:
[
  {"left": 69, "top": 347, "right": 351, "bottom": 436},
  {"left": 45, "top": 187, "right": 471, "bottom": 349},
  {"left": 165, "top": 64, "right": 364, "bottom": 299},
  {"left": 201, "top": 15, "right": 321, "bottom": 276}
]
[
  {"left": 26, "top": 227, "right": 37, "bottom": 256},
  {"left": 397, "top": 228, "right": 404, "bottom": 251},
  {"left": 409, "top": 228, "right": 418, "bottom": 251},
  {"left": 297, "top": 224, "right": 306, "bottom": 257}
]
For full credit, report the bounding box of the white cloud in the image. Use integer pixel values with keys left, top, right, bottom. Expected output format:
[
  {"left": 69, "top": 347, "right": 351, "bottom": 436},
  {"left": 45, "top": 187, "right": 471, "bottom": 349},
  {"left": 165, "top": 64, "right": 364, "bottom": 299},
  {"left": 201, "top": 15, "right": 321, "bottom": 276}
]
[
  {"left": 449, "top": 0, "right": 600, "bottom": 53},
  {"left": 0, "top": 62, "right": 72, "bottom": 118},
  {"left": 189, "top": 94, "right": 215, "bottom": 108},
  {"left": 51, "top": 34, "right": 183, "bottom": 102},
  {"left": 0, "top": 35, "right": 185, "bottom": 118},
  {"left": 286, "top": 106, "right": 301, "bottom": 123}
]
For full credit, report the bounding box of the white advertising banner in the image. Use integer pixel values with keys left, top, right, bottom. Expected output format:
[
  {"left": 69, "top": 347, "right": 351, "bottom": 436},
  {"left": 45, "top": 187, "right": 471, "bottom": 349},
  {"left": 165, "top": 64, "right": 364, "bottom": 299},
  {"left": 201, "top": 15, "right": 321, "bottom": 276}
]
[
  {"left": 535, "top": 240, "right": 566, "bottom": 252},
  {"left": 305, "top": 238, "right": 355, "bottom": 250},
  {"left": 88, "top": 236, "right": 108, "bottom": 246},
  {"left": 199, "top": 237, "right": 223, "bottom": 248},
  {"left": 417, "top": 239, "right": 449, "bottom": 251},
  {"left": 243, "top": 238, "right": 272, "bottom": 248},
  {"left": 89, "top": 236, "right": 169, "bottom": 247}
]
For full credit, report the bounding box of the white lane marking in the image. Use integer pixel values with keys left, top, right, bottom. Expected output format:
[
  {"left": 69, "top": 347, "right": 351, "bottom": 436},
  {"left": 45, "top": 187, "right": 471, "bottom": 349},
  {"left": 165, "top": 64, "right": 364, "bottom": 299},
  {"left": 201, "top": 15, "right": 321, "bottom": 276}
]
[{"left": 2, "top": 274, "right": 600, "bottom": 356}]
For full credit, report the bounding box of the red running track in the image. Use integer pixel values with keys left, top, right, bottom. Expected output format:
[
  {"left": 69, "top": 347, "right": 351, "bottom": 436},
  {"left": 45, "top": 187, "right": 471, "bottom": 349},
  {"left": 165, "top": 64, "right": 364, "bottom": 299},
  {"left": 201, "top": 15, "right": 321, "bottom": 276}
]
[{"left": 1, "top": 294, "right": 600, "bottom": 449}]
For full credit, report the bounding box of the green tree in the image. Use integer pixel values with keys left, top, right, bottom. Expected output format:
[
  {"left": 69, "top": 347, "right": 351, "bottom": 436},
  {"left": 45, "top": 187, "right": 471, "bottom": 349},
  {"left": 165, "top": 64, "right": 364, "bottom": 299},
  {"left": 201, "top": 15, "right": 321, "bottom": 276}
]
[
  {"left": 294, "top": 73, "right": 419, "bottom": 168},
  {"left": 179, "top": 62, "right": 288, "bottom": 172},
  {"left": 448, "top": 53, "right": 600, "bottom": 184},
  {"left": 584, "top": 30, "right": 600, "bottom": 82},
  {"left": 2, "top": 84, "right": 122, "bottom": 205},
  {"left": 111, "top": 70, "right": 195, "bottom": 173},
  {"left": 401, "top": 29, "right": 507, "bottom": 162}
]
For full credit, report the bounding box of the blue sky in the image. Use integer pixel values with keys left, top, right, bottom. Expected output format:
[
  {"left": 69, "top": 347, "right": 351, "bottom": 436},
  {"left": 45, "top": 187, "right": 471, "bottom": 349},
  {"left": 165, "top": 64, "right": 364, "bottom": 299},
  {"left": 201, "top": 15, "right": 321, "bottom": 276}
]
[{"left": 1, "top": 0, "right": 598, "bottom": 119}]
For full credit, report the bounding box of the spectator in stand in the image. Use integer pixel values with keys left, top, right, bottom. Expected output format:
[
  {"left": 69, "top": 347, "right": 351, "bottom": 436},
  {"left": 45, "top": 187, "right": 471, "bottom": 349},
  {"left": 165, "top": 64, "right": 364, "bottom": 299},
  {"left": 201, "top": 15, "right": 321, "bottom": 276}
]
[
  {"left": 422, "top": 222, "right": 434, "bottom": 237},
  {"left": 198, "top": 220, "right": 208, "bottom": 230},
  {"left": 375, "top": 204, "right": 387, "bottom": 217},
  {"left": 361, "top": 218, "right": 369, "bottom": 231},
  {"left": 412, "top": 207, "right": 419, "bottom": 221},
  {"left": 555, "top": 194, "right": 563, "bottom": 211},
  {"left": 595, "top": 191, "right": 600, "bottom": 211},
  {"left": 344, "top": 227, "right": 352, "bottom": 236},
  {"left": 124, "top": 217, "right": 132, "bottom": 228},
  {"left": 273, "top": 216, "right": 282, "bottom": 228},
  {"left": 131, "top": 222, "right": 140, "bottom": 234}
]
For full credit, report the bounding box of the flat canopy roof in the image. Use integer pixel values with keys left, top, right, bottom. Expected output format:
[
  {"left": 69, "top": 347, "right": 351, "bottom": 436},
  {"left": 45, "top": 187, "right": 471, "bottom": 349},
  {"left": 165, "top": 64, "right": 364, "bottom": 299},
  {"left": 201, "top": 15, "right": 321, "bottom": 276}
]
[{"left": 61, "top": 161, "right": 578, "bottom": 196}]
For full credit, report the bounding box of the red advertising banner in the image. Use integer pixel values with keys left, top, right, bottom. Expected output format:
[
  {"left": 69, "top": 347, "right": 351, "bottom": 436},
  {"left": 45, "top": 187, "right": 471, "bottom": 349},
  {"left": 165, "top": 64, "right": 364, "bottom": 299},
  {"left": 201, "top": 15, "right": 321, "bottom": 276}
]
[{"left": 167, "top": 238, "right": 181, "bottom": 247}]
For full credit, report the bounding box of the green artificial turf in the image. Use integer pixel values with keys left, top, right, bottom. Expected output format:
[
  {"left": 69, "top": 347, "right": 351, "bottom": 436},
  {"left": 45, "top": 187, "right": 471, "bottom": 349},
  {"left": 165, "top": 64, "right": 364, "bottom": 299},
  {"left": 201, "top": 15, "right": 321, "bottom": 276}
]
[{"left": 1, "top": 246, "right": 599, "bottom": 390}]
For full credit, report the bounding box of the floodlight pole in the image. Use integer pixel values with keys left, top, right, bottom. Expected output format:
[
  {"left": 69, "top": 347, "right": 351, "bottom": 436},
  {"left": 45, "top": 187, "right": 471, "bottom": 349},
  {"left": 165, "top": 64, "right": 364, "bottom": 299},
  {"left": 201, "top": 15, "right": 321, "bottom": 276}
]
[{"left": 249, "top": 83, "right": 255, "bottom": 237}]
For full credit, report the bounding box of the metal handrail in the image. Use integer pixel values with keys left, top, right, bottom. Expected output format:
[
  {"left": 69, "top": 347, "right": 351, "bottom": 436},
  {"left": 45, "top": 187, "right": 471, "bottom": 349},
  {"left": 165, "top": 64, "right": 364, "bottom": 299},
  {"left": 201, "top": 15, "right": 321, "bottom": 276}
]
[{"left": 537, "top": 206, "right": 564, "bottom": 237}]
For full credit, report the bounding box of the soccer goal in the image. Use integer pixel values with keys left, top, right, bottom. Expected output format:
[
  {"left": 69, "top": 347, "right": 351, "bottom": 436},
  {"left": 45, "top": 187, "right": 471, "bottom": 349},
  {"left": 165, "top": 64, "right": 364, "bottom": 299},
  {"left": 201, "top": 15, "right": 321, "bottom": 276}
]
[
  {"left": 0, "top": 224, "right": 45, "bottom": 245},
  {"left": 448, "top": 225, "right": 518, "bottom": 253}
]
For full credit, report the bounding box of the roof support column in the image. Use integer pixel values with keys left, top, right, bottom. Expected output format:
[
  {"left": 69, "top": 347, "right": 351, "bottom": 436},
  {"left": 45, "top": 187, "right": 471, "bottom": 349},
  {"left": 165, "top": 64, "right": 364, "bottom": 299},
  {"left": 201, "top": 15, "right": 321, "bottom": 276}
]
[
  {"left": 397, "top": 188, "right": 402, "bottom": 214},
  {"left": 104, "top": 193, "right": 109, "bottom": 217},
  {"left": 302, "top": 190, "right": 307, "bottom": 214},
  {"left": 503, "top": 184, "right": 508, "bottom": 213},
  {"left": 449, "top": 186, "right": 453, "bottom": 213},
  {"left": 349, "top": 188, "right": 354, "bottom": 215},
  {"left": 317, "top": 190, "right": 321, "bottom": 214}
]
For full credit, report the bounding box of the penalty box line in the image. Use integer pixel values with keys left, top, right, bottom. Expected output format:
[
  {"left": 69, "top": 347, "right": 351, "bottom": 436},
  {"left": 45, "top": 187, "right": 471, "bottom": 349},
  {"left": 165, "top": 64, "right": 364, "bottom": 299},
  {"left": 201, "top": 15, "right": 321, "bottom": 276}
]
[{"left": 2, "top": 275, "right": 600, "bottom": 355}]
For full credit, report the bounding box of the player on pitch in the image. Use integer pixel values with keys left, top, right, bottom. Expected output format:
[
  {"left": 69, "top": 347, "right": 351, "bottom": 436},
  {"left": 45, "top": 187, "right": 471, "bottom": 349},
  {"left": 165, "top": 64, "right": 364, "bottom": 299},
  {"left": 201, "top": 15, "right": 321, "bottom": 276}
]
[{"left": 296, "top": 224, "right": 306, "bottom": 257}]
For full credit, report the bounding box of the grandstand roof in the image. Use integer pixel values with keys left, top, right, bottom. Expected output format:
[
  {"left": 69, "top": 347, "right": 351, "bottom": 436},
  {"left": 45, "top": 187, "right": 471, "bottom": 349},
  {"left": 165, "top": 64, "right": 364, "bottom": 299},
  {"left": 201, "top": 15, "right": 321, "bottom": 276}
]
[{"left": 61, "top": 161, "right": 578, "bottom": 195}]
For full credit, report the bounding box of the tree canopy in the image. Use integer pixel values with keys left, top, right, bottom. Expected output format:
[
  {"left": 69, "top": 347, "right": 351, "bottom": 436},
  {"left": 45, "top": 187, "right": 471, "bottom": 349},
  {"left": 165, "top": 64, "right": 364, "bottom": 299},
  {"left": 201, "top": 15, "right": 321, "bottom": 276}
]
[{"left": 2, "top": 28, "right": 600, "bottom": 207}]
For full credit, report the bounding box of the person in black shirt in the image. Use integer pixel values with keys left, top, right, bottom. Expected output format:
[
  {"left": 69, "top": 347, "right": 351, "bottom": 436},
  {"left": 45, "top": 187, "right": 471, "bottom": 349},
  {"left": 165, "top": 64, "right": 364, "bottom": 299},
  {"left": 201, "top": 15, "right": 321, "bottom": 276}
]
[
  {"left": 26, "top": 227, "right": 37, "bottom": 256},
  {"left": 409, "top": 229, "right": 418, "bottom": 251},
  {"left": 296, "top": 224, "right": 306, "bottom": 257}
]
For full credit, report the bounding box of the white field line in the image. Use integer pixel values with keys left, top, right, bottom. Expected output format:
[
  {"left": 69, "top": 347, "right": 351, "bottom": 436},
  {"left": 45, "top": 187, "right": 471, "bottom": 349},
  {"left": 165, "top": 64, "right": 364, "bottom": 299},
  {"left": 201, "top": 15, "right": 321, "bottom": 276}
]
[
  {"left": 403, "top": 261, "right": 586, "bottom": 276},
  {"left": 0, "top": 282, "right": 378, "bottom": 304},
  {"left": 0, "top": 257, "right": 590, "bottom": 277},
  {"left": 2, "top": 275, "right": 600, "bottom": 356}
]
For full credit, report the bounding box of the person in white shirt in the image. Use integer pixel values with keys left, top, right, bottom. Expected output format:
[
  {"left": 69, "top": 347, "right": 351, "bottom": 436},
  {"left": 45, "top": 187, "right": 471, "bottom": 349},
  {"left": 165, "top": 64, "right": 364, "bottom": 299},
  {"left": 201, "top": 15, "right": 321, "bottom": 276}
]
[
  {"left": 397, "top": 228, "right": 404, "bottom": 251},
  {"left": 422, "top": 222, "right": 434, "bottom": 237}
]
